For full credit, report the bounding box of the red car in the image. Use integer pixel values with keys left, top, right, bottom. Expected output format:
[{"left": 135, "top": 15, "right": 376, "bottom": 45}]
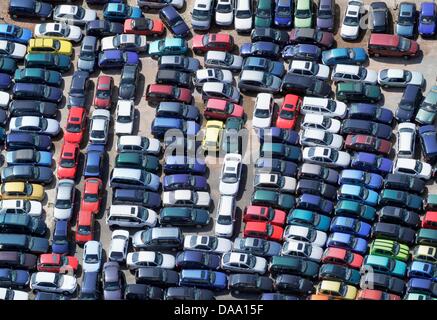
[
  {"left": 345, "top": 134, "right": 392, "bottom": 155},
  {"left": 321, "top": 247, "right": 363, "bottom": 269},
  {"left": 243, "top": 221, "right": 283, "bottom": 242},
  {"left": 192, "top": 33, "right": 234, "bottom": 54},
  {"left": 275, "top": 94, "right": 301, "bottom": 129},
  {"left": 75, "top": 210, "right": 95, "bottom": 244},
  {"left": 203, "top": 98, "right": 244, "bottom": 121},
  {"left": 57, "top": 142, "right": 80, "bottom": 180},
  {"left": 81, "top": 178, "right": 103, "bottom": 214},
  {"left": 422, "top": 211, "right": 437, "bottom": 229},
  {"left": 94, "top": 75, "right": 113, "bottom": 109},
  {"left": 368, "top": 34, "right": 419, "bottom": 59},
  {"left": 64, "top": 107, "right": 86, "bottom": 144},
  {"left": 243, "top": 205, "right": 286, "bottom": 227},
  {"left": 146, "top": 84, "right": 192, "bottom": 105},
  {"left": 37, "top": 253, "right": 79, "bottom": 274},
  {"left": 124, "top": 17, "right": 165, "bottom": 36},
  {"left": 356, "top": 289, "right": 401, "bottom": 301}
]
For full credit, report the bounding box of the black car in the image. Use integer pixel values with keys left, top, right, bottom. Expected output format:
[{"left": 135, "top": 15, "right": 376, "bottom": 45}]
[
  {"left": 85, "top": 20, "right": 124, "bottom": 38},
  {"left": 340, "top": 119, "right": 392, "bottom": 140},
  {"left": 371, "top": 222, "right": 416, "bottom": 245},
  {"left": 318, "top": 263, "right": 360, "bottom": 286},
  {"left": 360, "top": 272, "right": 405, "bottom": 295},
  {"left": 228, "top": 274, "right": 273, "bottom": 294},
  {"left": 67, "top": 70, "right": 90, "bottom": 107},
  {"left": 124, "top": 284, "right": 163, "bottom": 300},
  {"left": 0, "top": 251, "right": 37, "bottom": 270},
  {"left": 250, "top": 28, "right": 289, "bottom": 46},
  {"left": 135, "top": 267, "right": 179, "bottom": 287},
  {"left": 9, "top": 100, "right": 58, "bottom": 118},
  {"left": 164, "top": 287, "right": 215, "bottom": 300},
  {"left": 383, "top": 173, "right": 425, "bottom": 194},
  {"left": 112, "top": 189, "right": 161, "bottom": 210},
  {"left": 119, "top": 64, "right": 140, "bottom": 100},
  {"left": 0, "top": 109, "right": 8, "bottom": 127},
  {"left": 297, "top": 163, "right": 339, "bottom": 185},
  {"left": 281, "top": 73, "right": 331, "bottom": 97},
  {"left": 79, "top": 271, "right": 101, "bottom": 300},
  {"left": 370, "top": 2, "right": 390, "bottom": 33},
  {"left": 295, "top": 179, "right": 337, "bottom": 200},
  {"left": 155, "top": 70, "right": 191, "bottom": 89},
  {"left": 274, "top": 274, "right": 313, "bottom": 295},
  {"left": 156, "top": 102, "right": 200, "bottom": 122},
  {"left": 0, "top": 165, "right": 53, "bottom": 185},
  {"left": 378, "top": 206, "right": 420, "bottom": 228},
  {"left": 396, "top": 85, "right": 423, "bottom": 122}
]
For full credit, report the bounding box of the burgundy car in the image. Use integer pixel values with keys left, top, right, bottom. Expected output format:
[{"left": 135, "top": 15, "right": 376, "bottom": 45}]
[
  {"left": 345, "top": 134, "right": 392, "bottom": 156},
  {"left": 146, "top": 84, "right": 192, "bottom": 105},
  {"left": 94, "top": 75, "right": 113, "bottom": 109},
  {"left": 289, "top": 28, "right": 334, "bottom": 49}
]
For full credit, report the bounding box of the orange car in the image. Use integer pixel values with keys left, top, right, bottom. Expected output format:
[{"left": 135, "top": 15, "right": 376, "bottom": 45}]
[{"left": 124, "top": 18, "right": 164, "bottom": 37}]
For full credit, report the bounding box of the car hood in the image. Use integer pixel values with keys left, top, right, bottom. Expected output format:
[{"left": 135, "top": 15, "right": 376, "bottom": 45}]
[
  {"left": 67, "top": 26, "right": 83, "bottom": 42},
  {"left": 60, "top": 275, "right": 77, "bottom": 291},
  {"left": 363, "top": 70, "right": 378, "bottom": 84},
  {"left": 317, "top": 64, "right": 331, "bottom": 79},
  {"left": 295, "top": 17, "right": 312, "bottom": 28},
  {"left": 215, "top": 222, "right": 233, "bottom": 237},
  {"left": 396, "top": 25, "right": 414, "bottom": 37},
  {"left": 119, "top": 85, "right": 136, "bottom": 100},
  {"left": 146, "top": 138, "right": 161, "bottom": 153},
  {"left": 104, "top": 289, "right": 122, "bottom": 300},
  {"left": 341, "top": 25, "right": 360, "bottom": 37},
  {"left": 409, "top": 71, "right": 424, "bottom": 86},
  {"left": 12, "top": 43, "right": 27, "bottom": 58},
  {"left": 161, "top": 254, "right": 176, "bottom": 269},
  {"left": 46, "top": 119, "right": 60, "bottom": 135},
  {"left": 78, "top": 58, "right": 95, "bottom": 72},
  {"left": 419, "top": 22, "right": 436, "bottom": 34},
  {"left": 219, "top": 180, "right": 239, "bottom": 196},
  {"left": 186, "top": 58, "right": 201, "bottom": 72},
  {"left": 216, "top": 12, "right": 233, "bottom": 24},
  {"left": 254, "top": 257, "right": 267, "bottom": 273},
  {"left": 101, "top": 37, "right": 115, "bottom": 51},
  {"left": 115, "top": 120, "right": 133, "bottom": 134},
  {"left": 317, "top": 17, "right": 334, "bottom": 29},
  {"left": 235, "top": 17, "right": 252, "bottom": 30},
  {"left": 185, "top": 121, "right": 201, "bottom": 136},
  {"left": 53, "top": 207, "right": 73, "bottom": 220}
]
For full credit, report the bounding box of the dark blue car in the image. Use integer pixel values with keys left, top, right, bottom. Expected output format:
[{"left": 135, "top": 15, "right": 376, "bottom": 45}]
[
  {"left": 257, "top": 127, "right": 299, "bottom": 145},
  {"left": 419, "top": 125, "right": 437, "bottom": 162},
  {"left": 112, "top": 189, "right": 161, "bottom": 209},
  {"left": 338, "top": 169, "right": 383, "bottom": 190},
  {"left": 0, "top": 24, "right": 32, "bottom": 45},
  {"left": 8, "top": 0, "right": 52, "bottom": 19},
  {"left": 260, "top": 293, "right": 300, "bottom": 300},
  {"left": 282, "top": 44, "right": 322, "bottom": 61},
  {"left": 240, "top": 41, "right": 281, "bottom": 59},
  {"left": 255, "top": 157, "right": 298, "bottom": 177},
  {"left": 159, "top": 5, "right": 190, "bottom": 38},
  {"left": 51, "top": 220, "right": 69, "bottom": 255},
  {"left": 85, "top": 20, "right": 124, "bottom": 38},
  {"left": 0, "top": 73, "right": 12, "bottom": 90},
  {"left": 297, "top": 194, "right": 334, "bottom": 215},
  {"left": 163, "top": 174, "right": 208, "bottom": 192},
  {"left": 98, "top": 50, "right": 139, "bottom": 69},
  {"left": 418, "top": 2, "right": 436, "bottom": 37},
  {"left": 330, "top": 216, "right": 372, "bottom": 238},
  {"left": 12, "top": 83, "right": 63, "bottom": 103},
  {"left": 84, "top": 144, "right": 105, "bottom": 178},
  {"left": 6, "top": 132, "right": 52, "bottom": 151},
  {"left": 0, "top": 268, "right": 30, "bottom": 288},
  {"left": 175, "top": 251, "right": 221, "bottom": 270},
  {"left": 326, "top": 232, "right": 368, "bottom": 255},
  {"left": 350, "top": 152, "right": 393, "bottom": 176},
  {"left": 179, "top": 269, "right": 227, "bottom": 291},
  {"left": 348, "top": 103, "right": 394, "bottom": 125},
  {"left": 406, "top": 278, "right": 437, "bottom": 296},
  {"left": 274, "top": 0, "right": 293, "bottom": 27},
  {"left": 396, "top": 85, "right": 423, "bottom": 122},
  {"left": 163, "top": 156, "right": 206, "bottom": 175},
  {"left": 242, "top": 56, "right": 285, "bottom": 77}
]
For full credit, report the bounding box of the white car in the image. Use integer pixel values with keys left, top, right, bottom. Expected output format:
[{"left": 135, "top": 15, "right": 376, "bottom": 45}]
[
  {"left": 202, "top": 82, "right": 240, "bottom": 104},
  {"left": 215, "top": 0, "right": 234, "bottom": 26},
  {"left": 303, "top": 147, "right": 351, "bottom": 168},
  {"left": 0, "top": 91, "right": 10, "bottom": 109},
  {"left": 377, "top": 69, "right": 425, "bottom": 88},
  {"left": 0, "top": 288, "right": 29, "bottom": 300},
  {"left": 53, "top": 5, "right": 97, "bottom": 26},
  {"left": 301, "top": 114, "right": 341, "bottom": 133},
  {"left": 30, "top": 272, "right": 77, "bottom": 295},
  {"left": 53, "top": 179, "right": 75, "bottom": 220},
  {"left": 331, "top": 64, "right": 378, "bottom": 84},
  {"left": 163, "top": 190, "right": 211, "bottom": 208},
  {"left": 117, "top": 135, "right": 161, "bottom": 155},
  {"left": 89, "top": 109, "right": 110, "bottom": 145},
  {"left": 82, "top": 240, "right": 103, "bottom": 273},
  {"left": 340, "top": 0, "right": 364, "bottom": 40},
  {"left": 397, "top": 122, "right": 416, "bottom": 158},
  {"left": 253, "top": 173, "right": 296, "bottom": 193},
  {"left": 126, "top": 251, "right": 176, "bottom": 270},
  {"left": 0, "top": 41, "right": 26, "bottom": 60},
  {"left": 34, "top": 23, "right": 82, "bottom": 43},
  {"left": 108, "top": 230, "right": 130, "bottom": 262},
  {"left": 101, "top": 34, "right": 147, "bottom": 52},
  {"left": 393, "top": 158, "right": 432, "bottom": 180},
  {"left": 194, "top": 68, "right": 233, "bottom": 87},
  {"left": 0, "top": 199, "right": 42, "bottom": 217},
  {"left": 252, "top": 93, "right": 274, "bottom": 129},
  {"left": 220, "top": 252, "right": 267, "bottom": 274},
  {"left": 281, "top": 240, "right": 324, "bottom": 262},
  {"left": 214, "top": 195, "right": 236, "bottom": 238},
  {"left": 235, "top": 0, "right": 253, "bottom": 32},
  {"left": 183, "top": 235, "right": 233, "bottom": 254},
  {"left": 204, "top": 51, "right": 243, "bottom": 72},
  {"left": 219, "top": 153, "right": 242, "bottom": 196},
  {"left": 288, "top": 60, "right": 330, "bottom": 80},
  {"left": 115, "top": 100, "right": 134, "bottom": 135},
  {"left": 300, "top": 128, "right": 344, "bottom": 150},
  {"left": 10, "top": 116, "right": 60, "bottom": 137},
  {"left": 301, "top": 97, "right": 347, "bottom": 119},
  {"left": 282, "top": 225, "right": 327, "bottom": 247}
]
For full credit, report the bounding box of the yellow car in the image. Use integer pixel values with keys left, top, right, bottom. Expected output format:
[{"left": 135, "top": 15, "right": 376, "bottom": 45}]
[
  {"left": 0, "top": 182, "right": 45, "bottom": 201},
  {"left": 317, "top": 280, "right": 357, "bottom": 300},
  {"left": 202, "top": 120, "right": 224, "bottom": 152},
  {"left": 413, "top": 245, "right": 437, "bottom": 264},
  {"left": 27, "top": 38, "right": 73, "bottom": 56}
]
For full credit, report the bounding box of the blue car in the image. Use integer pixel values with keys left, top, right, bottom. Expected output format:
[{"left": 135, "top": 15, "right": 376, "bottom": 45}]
[
  {"left": 419, "top": 125, "right": 437, "bottom": 162},
  {"left": 175, "top": 251, "right": 221, "bottom": 270},
  {"left": 339, "top": 169, "right": 383, "bottom": 190},
  {"left": 330, "top": 216, "right": 371, "bottom": 238},
  {"left": 0, "top": 268, "right": 30, "bottom": 288},
  {"left": 8, "top": 0, "right": 53, "bottom": 19},
  {"left": 261, "top": 293, "right": 300, "bottom": 300},
  {"left": 418, "top": 2, "right": 436, "bottom": 37},
  {"left": 396, "top": 2, "right": 416, "bottom": 38},
  {"left": 348, "top": 103, "right": 394, "bottom": 125},
  {"left": 163, "top": 174, "right": 209, "bottom": 192},
  {"left": 98, "top": 50, "right": 139, "bottom": 69},
  {"left": 151, "top": 117, "right": 200, "bottom": 138},
  {"left": 297, "top": 194, "right": 334, "bottom": 215},
  {"left": 406, "top": 278, "right": 437, "bottom": 296},
  {"left": 327, "top": 232, "right": 368, "bottom": 255},
  {"left": 408, "top": 261, "right": 436, "bottom": 280},
  {"left": 6, "top": 132, "right": 52, "bottom": 151},
  {"left": 0, "top": 24, "right": 32, "bottom": 45},
  {"left": 274, "top": 0, "right": 293, "bottom": 27},
  {"left": 242, "top": 56, "right": 285, "bottom": 77},
  {"left": 240, "top": 41, "right": 281, "bottom": 59},
  {"left": 84, "top": 144, "right": 105, "bottom": 179},
  {"left": 0, "top": 73, "right": 12, "bottom": 90},
  {"left": 159, "top": 5, "right": 190, "bottom": 38},
  {"left": 257, "top": 127, "right": 299, "bottom": 146},
  {"left": 321, "top": 48, "right": 368, "bottom": 66},
  {"left": 148, "top": 38, "right": 188, "bottom": 58},
  {"left": 338, "top": 184, "right": 379, "bottom": 207},
  {"left": 103, "top": 3, "right": 142, "bottom": 22},
  {"left": 51, "top": 220, "right": 69, "bottom": 255},
  {"left": 112, "top": 189, "right": 161, "bottom": 209},
  {"left": 350, "top": 152, "right": 393, "bottom": 176},
  {"left": 163, "top": 156, "right": 207, "bottom": 175},
  {"left": 179, "top": 269, "right": 227, "bottom": 290},
  {"left": 282, "top": 44, "right": 322, "bottom": 61},
  {"left": 255, "top": 158, "right": 298, "bottom": 177},
  {"left": 6, "top": 149, "right": 52, "bottom": 167},
  {"left": 12, "top": 83, "right": 63, "bottom": 103}
]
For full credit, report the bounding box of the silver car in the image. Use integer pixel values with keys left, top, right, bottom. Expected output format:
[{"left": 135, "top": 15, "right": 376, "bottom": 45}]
[
  {"left": 89, "top": 109, "right": 110, "bottom": 145},
  {"left": 53, "top": 179, "right": 75, "bottom": 220}
]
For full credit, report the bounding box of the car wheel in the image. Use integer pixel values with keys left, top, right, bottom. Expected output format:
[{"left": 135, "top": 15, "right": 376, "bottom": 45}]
[
  {"left": 403, "top": 55, "right": 410, "bottom": 60},
  {"left": 233, "top": 289, "right": 240, "bottom": 295},
  {"left": 374, "top": 53, "right": 380, "bottom": 57},
  {"left": 63, "top": 291, "right": 70, "bottom": 296},
  {"left": 12, "top": 14, "right": 17, "bottom": 19},
  {"left": 194, "top": 50, "right": 202, "bottom": 55},
  {"left": 196, "top": 224, "right": 202, "bottom": 229}
]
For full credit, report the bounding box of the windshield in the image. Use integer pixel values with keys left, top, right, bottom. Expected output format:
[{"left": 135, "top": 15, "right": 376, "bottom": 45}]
[
  {"left": 85, "top": 193, "right": 98, "bottom": 202},
  {"left": 421, "top": 15, "right": 435, "bottom": 24},
  {"left": 255, "top": 108, "right": 270, "bottom": 118},
  {"left": 55, "top": 199, "right": 71, "bottom": 209},
  {"left": 237, "top": 10, "right": 252, "bottom": 18},
  {"left": 218, "top": 215, "right": 232, "bottom": 225},
  {"left": 277, "top": 6, "right": 291, "bottom": 16},
  {"left": 67, "top": 122, "right": 81, "bottom": 133},
  {"left": 279, "top": 107, "right": 295, "bottom": 120},
  {"left": 415, "top": 161, "right": 423, "bottom": 172},
  {"left": 85, "top": 254, "right": 99, "bottom": 264},
  {"left": 117, "top": 115, "right": 131, "bottom": 123},
  {"left": 344, "top": 13, "right": 359, "bottom": 26},
  {"left": 318, "top": 10, "right": 332, "bottom": 18},
  {"left": 60, "top": 158, "right": 75, "bottom": 168},
  {"left": 193, "top": 9, "right": 210, "bottom": 21},
  {"left": 296, "top": 9, "right": 311, "bottom": 18},
  {"left": 104, "top": 280, "right": 120, "bottom": 291},
  {"left": 97, "top": 88, "right": 110, "bottom": 99},
  {"left": 78, "top": 225, "right": 91, "bottom": 234},
  {"left": 217, "top": 4, "right": 232, "bottom": 13},
  {"left": 257, "top": 9, "right": 271, "bottom": 18},
  {"left": 92, "top": 129, "right": 105, "bottom": 139},
  {"left": 222, "top": 170, "right": 238, "bottom": 183},
  {"left": 398, "top": 37, "right": 411, "bottom": 51}
]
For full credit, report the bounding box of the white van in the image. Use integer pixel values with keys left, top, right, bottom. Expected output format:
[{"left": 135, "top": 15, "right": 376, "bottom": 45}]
[
  {"left": 191, "top": 0, "right": 214, "bottom": 30},
  {"left": 301, "top": 97, "right": 347, "bottom": 119},
  {"left": 106, "top": 205, "right": 157, "bottom": 229},
  {"left": 235, "top": 0, "right": 253, "bottom": 33}
]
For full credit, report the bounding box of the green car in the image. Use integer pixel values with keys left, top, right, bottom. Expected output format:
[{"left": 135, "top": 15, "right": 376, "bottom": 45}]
[
  {"left": 269, "top": 255, "right": 318, "bottom": 278},
  {"left": 415, "top": 85, "right": 437, "bottom": 125},
  {"left": 251, "top": 189, "right": 295, "bottom": 211},
  {"left": 416, "top": 228, "right": 437, "bottom": 247},
  {"left": 319, "top": 263, "right": 361, "bottom": 286},
  {"left": 336, "top": 82, "right": 382, "bottom": 103},
  {"left": 369, "top": 239, "right": 410, "bottom": 262},
  {"left": 148, "top": 38, "right": 188, "bottom": 58},
  {"left": 294, "top": 0, "right": 313, "bottom": 28},
  {"left": 159, "top": 207, "right": 210, "bottom": 227},
  {"left": 334, "top": 200, "right": 376, "bottom": 222},
  {"left": 221, "top": 117, "right": 244, "bottom": 154},
  {"left": 24, "top": 53, "right": 71, "bottom": 73},
  {"left": 425, "top": 194, "right": 437, "bottom": 211},
  {"left": 14, "top": 68, "right": 63, "bottom": 87},
  {"left": 378, "top": 189, "right": 423, "bottom": 211},
  {"left": 255, "top": 0, "right": 273, "bottom": 27},
  {"left": 260, "top": 142, "right": 301, "bottom": 162},
  {"left": 115, "top": 152, "right": 160, "bottom": 173},
  {"left": 0, "top": 57, "right": 17, "bottom": 74},
  {"left": 286, "top": 209, "right": 331, "bottom": 232},
  {"left": 362, "top": 254, "right": 407, "bottom": 278}
]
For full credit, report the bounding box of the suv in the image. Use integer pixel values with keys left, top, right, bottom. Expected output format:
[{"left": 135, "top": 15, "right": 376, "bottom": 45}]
[
  {"left": 191, "top": 0, "right": 214, "bottom": 30},
  {"left": 368, "top": 33, "right": 419, "bottom": 58}
]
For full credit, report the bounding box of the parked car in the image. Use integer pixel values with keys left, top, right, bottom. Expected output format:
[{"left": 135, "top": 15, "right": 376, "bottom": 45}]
[{"left": 159, "top": 5, "right": 190, "bottom": 37}]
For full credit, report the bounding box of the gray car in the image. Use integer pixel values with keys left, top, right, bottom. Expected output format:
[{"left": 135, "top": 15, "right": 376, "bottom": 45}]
[
  {"left": 0, "top": 165, "right": 53, "bottom": 185},
  {"left": 158, "top": 55, "right": 200, "bottom": 73},
  {"left": 238, "top": 70, "right": 282, "bottom": 93},
  {"left": 233, "top": 237, "right": 282, "bottom": 257},
  {"left": 102, "top": 262, "right": 123, "bottom": 300},
  {"left": 78, "top": 36, "right": 98, "bottom": 73}
]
